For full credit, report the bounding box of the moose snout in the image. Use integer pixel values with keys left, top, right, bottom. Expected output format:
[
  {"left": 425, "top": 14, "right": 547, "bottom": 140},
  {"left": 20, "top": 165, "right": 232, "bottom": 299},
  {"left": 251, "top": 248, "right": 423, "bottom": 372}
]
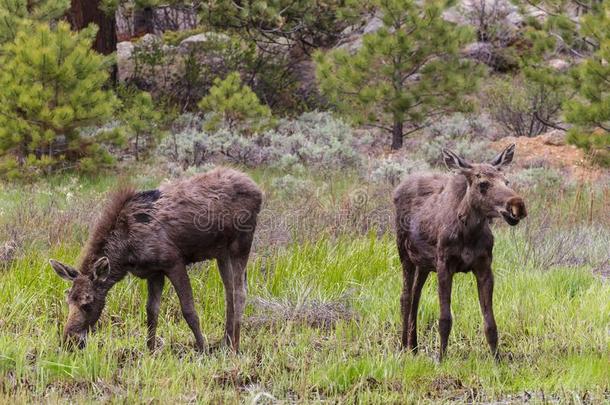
[
  {"left": 62, "top": 309, "right": 88, "bottom": 350},
  {"left": 507, "top": 197, "right": 527, "bottom": 219}
]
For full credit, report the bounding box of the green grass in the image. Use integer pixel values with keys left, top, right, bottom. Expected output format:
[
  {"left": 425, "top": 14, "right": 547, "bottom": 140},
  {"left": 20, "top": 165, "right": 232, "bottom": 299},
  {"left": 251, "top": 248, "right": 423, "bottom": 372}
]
[
  {"left": 0, "top": 235, "right": 608, "bottom": 403},
  {"left": 0, "top": 168, "right": 608, "bottom": 403}
]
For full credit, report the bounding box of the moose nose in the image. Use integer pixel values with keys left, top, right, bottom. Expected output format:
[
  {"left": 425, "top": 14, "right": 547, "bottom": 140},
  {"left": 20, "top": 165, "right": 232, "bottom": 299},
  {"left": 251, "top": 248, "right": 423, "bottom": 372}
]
[{"left": 507, "top": 197, "right": 527, "bottom": 219}]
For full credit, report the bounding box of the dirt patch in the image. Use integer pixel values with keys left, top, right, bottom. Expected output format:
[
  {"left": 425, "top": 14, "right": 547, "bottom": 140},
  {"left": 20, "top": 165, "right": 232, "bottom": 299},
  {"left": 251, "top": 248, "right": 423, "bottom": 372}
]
[
  {"left": 492, "top": 132, "right": 605, "bottom": 183},
  {"left": 426, "top": 375, "right": 482, "bottom": 402}
]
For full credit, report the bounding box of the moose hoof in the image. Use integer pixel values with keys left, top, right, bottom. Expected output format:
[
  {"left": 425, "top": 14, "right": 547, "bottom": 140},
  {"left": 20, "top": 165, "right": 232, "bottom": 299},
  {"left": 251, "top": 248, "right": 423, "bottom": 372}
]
[{"left": 147, "top": 336, "right": 165, "bottom": 353}]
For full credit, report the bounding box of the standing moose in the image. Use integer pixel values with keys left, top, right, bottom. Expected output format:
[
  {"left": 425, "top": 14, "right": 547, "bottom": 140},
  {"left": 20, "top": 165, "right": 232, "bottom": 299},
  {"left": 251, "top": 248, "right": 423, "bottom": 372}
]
[
  {"left": 50, "top": 167, "right": 262, "bottom": 352},
  {"left": 393, "top": 144, "right": 526, "bottom": 361}
]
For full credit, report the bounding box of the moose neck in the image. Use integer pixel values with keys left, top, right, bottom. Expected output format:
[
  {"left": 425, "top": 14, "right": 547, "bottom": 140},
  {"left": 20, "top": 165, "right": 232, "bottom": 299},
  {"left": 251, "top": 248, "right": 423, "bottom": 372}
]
[
  {"left": 82, "top": 251, "right": 128, "bottom": 297},
  {"left": 456, "top": 184, "right": 487, "bottom": 236}
]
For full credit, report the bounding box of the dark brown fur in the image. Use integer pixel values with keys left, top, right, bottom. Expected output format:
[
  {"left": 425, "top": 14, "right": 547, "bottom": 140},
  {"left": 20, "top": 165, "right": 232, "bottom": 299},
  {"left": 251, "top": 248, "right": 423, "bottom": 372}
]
[
  {"left": 51, "top": 167, "right": 263, "bottom": 352},
  {"left": 393, "top": 144, "right": 526, "bottom": 361}
]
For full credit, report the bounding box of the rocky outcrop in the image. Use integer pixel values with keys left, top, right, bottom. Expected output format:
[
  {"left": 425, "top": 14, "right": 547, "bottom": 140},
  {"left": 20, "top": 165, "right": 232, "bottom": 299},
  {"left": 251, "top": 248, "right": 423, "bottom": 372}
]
[
  {"left": 547, "top": 58, "right": 570, "bottom": 72},
  {"left": 462, "top": 42, "right": 519, "bottom": 72},
  {"left": 178, "top": 32, "right": 230, "bottom": 53},
  {"left": 116, "top": 32, "right": 230, "bottom": 84},
  {"left": 117, "top": 41, "right": 135, "bottom": 81},
  {"left": 335, "top": 12, "right": 383, "bottom": 53}
]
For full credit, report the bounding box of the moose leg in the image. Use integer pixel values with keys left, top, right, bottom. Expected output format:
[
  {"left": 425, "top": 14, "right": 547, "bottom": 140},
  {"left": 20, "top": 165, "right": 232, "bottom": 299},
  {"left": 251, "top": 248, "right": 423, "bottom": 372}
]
[
  {"left": 474, "top": 267, "right": 499, "bottom": 360},
  {"left": 166, "top": 264, "right": 205, "bottom": 352},
  {"left": 400, "top": 257, "right": 415, "bottom": 349},
  {"left": 231, "top": 254, "right": 249, "bottom": 353},
  {"left": 217, "top": 256, "right": 235, "bottom": 348},
  {"left": 408, "top": 268, "right": 429, "bottom": 352},
  {"left": 146, "top": 274, "right": 165, "bottom": 351},
  {"left": 437, "top": 269, "right": 453, "bottom": 361}
]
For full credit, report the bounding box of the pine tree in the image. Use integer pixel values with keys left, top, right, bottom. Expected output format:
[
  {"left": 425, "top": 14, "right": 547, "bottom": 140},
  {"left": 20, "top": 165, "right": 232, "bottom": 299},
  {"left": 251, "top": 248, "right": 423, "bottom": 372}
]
[
  {"left": 119, "top": 87, "right": 162, "bottom": 161},
  {"left": 198, "top": 72, "right": 274, "bottom": 135},
  {"left": 315, "top": 0, "right": 480, "bottom": 149},
  {"left": 0, "top": 22, "right": 120, "bottom": 178},
  {"left": 0, "top": 0, "right": 69, "bottom": 46},
  {"left": 562, "top": 4, "right": 610, "bottom": 165},
  {"left": 515, "top": 0, "right": 610, "bottom": 165},
  {"left": 200, "top": 0, "right": 354, "bottom": 53}
]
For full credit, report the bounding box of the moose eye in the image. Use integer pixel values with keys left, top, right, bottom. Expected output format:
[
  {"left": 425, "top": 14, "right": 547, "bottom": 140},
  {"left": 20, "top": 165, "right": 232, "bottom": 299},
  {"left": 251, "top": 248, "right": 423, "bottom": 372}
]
[
  {"left": 479, "top": 182, "right": 490, "bottom": 193},
  {"left": 505, "top": 180, "right": 510, "bottom": 186}
]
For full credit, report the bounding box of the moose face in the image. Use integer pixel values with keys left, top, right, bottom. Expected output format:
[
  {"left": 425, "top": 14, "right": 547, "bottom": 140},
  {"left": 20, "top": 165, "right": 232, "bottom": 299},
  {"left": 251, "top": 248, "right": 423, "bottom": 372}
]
[
  {"left": 50, "top": 257, "right": 110, "bottom": 348},
  {"left": 442, "top": 144, "right": 527, "bottom": 226}
]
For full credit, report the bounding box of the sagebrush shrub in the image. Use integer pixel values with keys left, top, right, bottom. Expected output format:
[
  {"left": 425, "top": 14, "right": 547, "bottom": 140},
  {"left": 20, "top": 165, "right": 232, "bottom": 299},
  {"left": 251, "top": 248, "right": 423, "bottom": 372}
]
[
  {"left": 262, "top": 112, "right": 362, "bottom": 170},
  {"left": 511, "top": 167, "right": 564, "bottom": 189},
  {"left": 428, "top": 113, "right": 497, "bottom": 139},
  {"left": 159, "top": 111, "right": 363, "bottom": 171},
  {"left": 370, "top": 155, "right": 430, "bottom": 185},
  {"left": 165, "top": 113, "right": 359, "bottom": 172},
  {"left": 158, "top": 126, "right": 265, "bottom": 168},
  {"left": 271, "top": 175, "right": 315, "bottom": 199},
  {"left": 417, "top": 114, "right": 492, "bottom": 166}
]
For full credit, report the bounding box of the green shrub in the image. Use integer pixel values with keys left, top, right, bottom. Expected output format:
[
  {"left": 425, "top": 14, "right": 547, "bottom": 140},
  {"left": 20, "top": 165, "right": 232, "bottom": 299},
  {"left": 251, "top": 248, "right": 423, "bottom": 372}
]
[{"left": 484, "top": 75, "right": 564, "bottom": 137}]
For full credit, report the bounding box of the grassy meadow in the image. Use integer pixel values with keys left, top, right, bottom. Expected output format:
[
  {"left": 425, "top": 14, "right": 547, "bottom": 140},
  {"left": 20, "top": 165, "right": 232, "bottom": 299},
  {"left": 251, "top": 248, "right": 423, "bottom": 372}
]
[{"left": 0, "top": 166, "right": 608, "bottom": 403}]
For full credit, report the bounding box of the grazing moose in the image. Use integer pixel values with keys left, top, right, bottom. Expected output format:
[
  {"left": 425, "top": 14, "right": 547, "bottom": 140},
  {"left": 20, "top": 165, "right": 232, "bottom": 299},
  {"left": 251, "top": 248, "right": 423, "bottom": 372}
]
[
  {"left": 393, "top": 144, "right": 526, "bottom": 361},
  {"left": 50, "top": 168, "right": 262, "bottom": 352}
]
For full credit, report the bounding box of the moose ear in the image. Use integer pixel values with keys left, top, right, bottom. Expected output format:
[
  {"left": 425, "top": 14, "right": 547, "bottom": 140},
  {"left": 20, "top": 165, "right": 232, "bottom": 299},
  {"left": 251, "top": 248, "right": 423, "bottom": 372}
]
[
  {"left": 442, "top": 148, "right": 472, "bottom": 170},
  {"left": 490, "top": 143, "right": 515, "bottom": 168},
  {"left": 92, "top": 257, "right": 110, "bottom": 282},
  {"left": 50, "top": 259, "right": 79, "bottom": 281}
]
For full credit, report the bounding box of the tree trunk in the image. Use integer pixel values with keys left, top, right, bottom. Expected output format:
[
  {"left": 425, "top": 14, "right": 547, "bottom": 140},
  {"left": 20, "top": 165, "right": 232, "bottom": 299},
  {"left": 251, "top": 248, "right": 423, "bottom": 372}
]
[
  {"left": 67, "top": 0, "right": 117, "bottom": 82},
  {"left": 135, "top": 132, "right": 140, "bottom": 161},
  {"left": 391, "top": 121, "right": 403, "bottom": 150}
]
